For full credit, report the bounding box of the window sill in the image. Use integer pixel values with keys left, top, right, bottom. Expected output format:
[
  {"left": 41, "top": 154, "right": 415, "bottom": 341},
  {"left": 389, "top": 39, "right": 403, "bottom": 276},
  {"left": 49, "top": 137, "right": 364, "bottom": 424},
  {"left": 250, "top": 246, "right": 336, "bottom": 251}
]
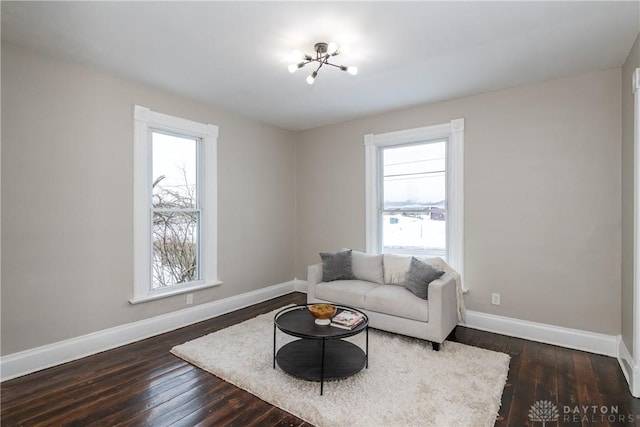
[{"left": 129, "top": 280, "right": 223, "bottom": 305}]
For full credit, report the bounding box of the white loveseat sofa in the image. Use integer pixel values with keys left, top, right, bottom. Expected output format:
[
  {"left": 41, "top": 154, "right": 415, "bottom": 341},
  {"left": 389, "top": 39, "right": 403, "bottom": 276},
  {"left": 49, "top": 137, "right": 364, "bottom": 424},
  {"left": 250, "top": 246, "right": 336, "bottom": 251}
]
[{"left": 307, "top": 250, "right": 461, "bottom": 350}]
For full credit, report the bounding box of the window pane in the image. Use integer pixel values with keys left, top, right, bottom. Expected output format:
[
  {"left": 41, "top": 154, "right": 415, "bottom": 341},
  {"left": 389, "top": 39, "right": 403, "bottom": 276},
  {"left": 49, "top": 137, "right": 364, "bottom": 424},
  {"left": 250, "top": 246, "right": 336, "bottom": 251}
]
[
  {"left": 152, "top": 132, "right": 198, "bottom": 209},
  {"left": 382, "top": 212, "right": 446, "bottom": 257},
  {"left": 382, "top": 141, "right": 445, "bottom": 210},
  {"left": 152, "top": 211, "right": 199, "bottom": 288},
  {"left": 382, "top": 140, "right": 446, "bottom": 257}
]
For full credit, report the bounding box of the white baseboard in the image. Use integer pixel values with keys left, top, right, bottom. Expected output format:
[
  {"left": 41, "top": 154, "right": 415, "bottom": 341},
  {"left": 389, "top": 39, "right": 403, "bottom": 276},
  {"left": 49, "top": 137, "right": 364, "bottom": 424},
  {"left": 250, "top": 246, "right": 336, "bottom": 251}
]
[
  {"left": 617, "top": 337, "right": 640, "bottom": 397},
  {"left": 465, "top": 310, "right": 640, "bottom": 396},
  {"left": 4, "top": 286, "right": 627, "bottom": 386},
  {"left": 0, "top": 280, "right": 306, "bottom": 382},
  {"left": 463, "top": 310, "right": 618, "bottom": 357},
  {"left": 294, "top": 279, "right": 308, "bottom": 293}
]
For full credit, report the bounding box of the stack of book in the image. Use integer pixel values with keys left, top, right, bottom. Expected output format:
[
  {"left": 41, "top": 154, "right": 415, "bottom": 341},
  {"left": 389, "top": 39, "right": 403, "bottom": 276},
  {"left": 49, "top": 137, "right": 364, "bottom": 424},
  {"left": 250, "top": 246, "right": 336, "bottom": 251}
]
[{"left": 330, "top": 310, "right": 365, "bottom": 330}]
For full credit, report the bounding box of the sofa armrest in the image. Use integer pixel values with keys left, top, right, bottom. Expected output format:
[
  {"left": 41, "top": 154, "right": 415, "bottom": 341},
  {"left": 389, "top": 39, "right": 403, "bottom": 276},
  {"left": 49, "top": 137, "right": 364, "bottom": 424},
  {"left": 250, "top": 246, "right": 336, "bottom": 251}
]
[
  {"left": 307, "top": 263, "right": 323, "bottom": 301},
  {"left": 427, "top": 274, "right": 459, "bottom": 343}
]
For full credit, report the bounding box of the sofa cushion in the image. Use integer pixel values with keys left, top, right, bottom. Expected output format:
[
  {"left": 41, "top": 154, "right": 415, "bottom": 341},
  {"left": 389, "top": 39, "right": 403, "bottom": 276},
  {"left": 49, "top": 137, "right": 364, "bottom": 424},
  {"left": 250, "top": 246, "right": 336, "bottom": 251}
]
[
  {"left": 364, "top": 285, "right": 429, "bottom": 322},
  {"left": 404, "top": 257, "right": 445, "bottom": 300},
  {"left": 319, "top": 250, "right": 354, "bottom": 282},
  {"left": 350, "top": 250, "right": 384, "bottom": 285},
  {"left": 383, "top": 253, "right": 412, "bottom": 285},
  {"left": 315, "top": 280, "right": 380, "bottom": 309}
]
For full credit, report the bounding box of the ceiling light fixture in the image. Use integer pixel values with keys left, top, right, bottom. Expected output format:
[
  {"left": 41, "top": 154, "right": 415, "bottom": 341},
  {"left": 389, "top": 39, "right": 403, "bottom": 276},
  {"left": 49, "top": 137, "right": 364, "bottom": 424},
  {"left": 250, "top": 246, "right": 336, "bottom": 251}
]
[{"left": 288, "top": 42, "right": 358, "bottom": 85}]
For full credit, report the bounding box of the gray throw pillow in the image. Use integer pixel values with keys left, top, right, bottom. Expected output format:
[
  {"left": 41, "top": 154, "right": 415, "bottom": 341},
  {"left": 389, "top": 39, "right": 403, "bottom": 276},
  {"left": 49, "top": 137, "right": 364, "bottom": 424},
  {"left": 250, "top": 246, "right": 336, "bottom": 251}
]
[
  {"left": 319, "top": 250, "right": 354, "bottom": 282},
  {"left": 404, "top": 257, "right": 445, "bottom": 300}
]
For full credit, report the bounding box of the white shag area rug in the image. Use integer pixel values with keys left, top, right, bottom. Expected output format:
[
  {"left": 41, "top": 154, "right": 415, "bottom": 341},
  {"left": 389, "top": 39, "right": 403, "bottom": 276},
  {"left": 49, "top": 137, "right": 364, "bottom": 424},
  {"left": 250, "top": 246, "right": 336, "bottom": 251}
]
[{"left": 171, "top": 308, "right": 510, "bottom": 427}]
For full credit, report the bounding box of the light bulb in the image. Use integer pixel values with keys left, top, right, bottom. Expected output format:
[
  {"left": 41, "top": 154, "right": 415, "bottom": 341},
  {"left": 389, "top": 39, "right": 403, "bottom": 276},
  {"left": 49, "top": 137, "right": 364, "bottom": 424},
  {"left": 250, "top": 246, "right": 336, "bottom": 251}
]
[
  {"left": 346, "top": 66, "right": 358, "bottom": 76},
  {"left": 288, "top": 64, "right": 299, "bottom": 73},
  {"left": 327, "top": 42, "right": 338, "bottom": 55},
  {"left": 306, "top": 72, "right": 317, "bottom": 85}
]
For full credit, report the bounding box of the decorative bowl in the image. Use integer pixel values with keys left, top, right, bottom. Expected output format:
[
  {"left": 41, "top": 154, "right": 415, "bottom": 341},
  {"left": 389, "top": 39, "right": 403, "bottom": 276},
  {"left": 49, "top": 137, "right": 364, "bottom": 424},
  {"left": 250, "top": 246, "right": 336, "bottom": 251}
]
[{"left": 308, "top": 304, "right": 337, "bottom": 325}]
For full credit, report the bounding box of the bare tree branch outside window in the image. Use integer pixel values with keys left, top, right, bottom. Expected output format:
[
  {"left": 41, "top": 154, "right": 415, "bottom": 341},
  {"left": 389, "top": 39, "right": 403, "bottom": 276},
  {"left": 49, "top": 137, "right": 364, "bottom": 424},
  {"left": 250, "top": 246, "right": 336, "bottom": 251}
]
[{"left": 152, "top": 162, "right": 199, "bottom": 288}]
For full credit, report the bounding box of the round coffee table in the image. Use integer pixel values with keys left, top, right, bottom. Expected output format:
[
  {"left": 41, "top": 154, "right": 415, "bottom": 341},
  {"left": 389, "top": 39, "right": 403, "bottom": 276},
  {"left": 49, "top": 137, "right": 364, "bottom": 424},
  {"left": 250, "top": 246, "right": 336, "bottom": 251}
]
[{"left": 273, "top": 304, "right": 368, "bottom": 395}]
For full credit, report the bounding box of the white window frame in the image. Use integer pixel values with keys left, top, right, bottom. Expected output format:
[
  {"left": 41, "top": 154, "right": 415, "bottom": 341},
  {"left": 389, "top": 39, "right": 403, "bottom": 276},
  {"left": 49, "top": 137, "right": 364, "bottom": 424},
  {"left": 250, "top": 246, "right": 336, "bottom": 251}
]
[
  {"left": 364, "top": 118, "right": 464, "bottom": 282},
  {"left": 131, "top": 105, "right": 221, "bottom": 304}
]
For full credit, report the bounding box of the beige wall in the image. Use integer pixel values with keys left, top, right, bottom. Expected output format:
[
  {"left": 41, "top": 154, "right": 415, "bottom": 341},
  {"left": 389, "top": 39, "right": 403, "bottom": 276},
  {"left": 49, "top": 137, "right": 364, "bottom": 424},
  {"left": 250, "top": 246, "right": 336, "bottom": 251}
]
[
  {"left": 1, "top": 40, "right": 629, "bottom": 356},
  {"left": 1, "top": 44, "right": 297, "bottom": 355},
  {"left": 622, "top": 34, "right": 640, "bottom": 354},
  {"left": 296, "top": 69, "right": 622, "bottom": 335}
]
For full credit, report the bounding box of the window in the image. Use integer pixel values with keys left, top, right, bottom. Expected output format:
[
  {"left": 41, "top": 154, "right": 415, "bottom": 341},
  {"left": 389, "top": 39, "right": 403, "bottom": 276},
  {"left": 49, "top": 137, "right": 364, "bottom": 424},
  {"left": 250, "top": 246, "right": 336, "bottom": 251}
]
[
  {"left": 132, "top": 106, "right": 220, "bottom": 303},
  {"left": 151, "top": 131, "right": 200, "bottom": 288},
  {"left": 381, "top": 140, "right": 447, "bottom": 257},
  {"left": 364, "top": 119, "right": 464, "bottom": 278}
]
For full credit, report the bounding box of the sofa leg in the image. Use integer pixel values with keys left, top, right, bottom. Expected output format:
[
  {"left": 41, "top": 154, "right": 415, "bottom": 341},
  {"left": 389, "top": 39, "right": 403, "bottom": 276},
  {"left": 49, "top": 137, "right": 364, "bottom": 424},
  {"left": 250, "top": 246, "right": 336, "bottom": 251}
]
[{"left": 432, "top": 342, "right": 441, "bottom": 351}]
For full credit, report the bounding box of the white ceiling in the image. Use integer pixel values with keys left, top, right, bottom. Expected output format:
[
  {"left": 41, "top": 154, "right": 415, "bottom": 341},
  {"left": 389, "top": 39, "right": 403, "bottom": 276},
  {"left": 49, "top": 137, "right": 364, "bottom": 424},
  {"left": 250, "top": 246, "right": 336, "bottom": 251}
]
[{"left": 2, "top": 1, "right": 639, "bottom": 131}]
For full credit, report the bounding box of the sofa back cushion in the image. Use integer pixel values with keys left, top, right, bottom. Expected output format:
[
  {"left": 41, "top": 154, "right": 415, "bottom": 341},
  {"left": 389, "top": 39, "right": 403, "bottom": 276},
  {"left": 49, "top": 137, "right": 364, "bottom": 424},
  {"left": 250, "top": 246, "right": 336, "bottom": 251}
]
[
  {"left": 383, "top": 253, "right": 413, "bottom": 285},
  {"left": 384, "top": 253, "right": 443, "bottom": 286},
  {"left": 350, "top": 250, "right": 384, "bottom": 285}
]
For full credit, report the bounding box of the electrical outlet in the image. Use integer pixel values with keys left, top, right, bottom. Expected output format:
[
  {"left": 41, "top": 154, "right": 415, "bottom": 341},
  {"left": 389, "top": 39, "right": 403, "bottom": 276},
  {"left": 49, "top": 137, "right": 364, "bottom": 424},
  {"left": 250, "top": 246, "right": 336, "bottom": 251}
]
[
  {"left": 491, "top": 293, "right": 500, "bottom": 306},
  {"left": 186, "top": 293, "right": 193, "bottom": 305}
]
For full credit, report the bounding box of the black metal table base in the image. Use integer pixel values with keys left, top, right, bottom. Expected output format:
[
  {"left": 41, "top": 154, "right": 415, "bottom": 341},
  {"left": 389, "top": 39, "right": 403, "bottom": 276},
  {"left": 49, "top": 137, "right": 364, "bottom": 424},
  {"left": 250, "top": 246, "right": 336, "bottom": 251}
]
[{"left": 276, "top": 339, "right": 367, "bottom": 394}]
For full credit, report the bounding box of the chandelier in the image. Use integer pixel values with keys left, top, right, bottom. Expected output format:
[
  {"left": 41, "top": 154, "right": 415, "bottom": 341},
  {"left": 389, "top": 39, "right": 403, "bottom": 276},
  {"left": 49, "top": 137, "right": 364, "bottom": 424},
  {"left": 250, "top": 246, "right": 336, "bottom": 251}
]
[{"left": 288, "top": 42, "right": 358, "bottom": 85}]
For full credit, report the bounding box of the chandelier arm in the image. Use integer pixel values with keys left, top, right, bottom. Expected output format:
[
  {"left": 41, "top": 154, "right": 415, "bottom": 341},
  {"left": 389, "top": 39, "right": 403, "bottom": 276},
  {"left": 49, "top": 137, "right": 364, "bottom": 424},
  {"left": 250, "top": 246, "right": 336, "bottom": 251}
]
[
  {"left": 297, "top": 59, "right": 314, "bottom": 69},
  {"left": 322, "top": 62, "right": 346, "bottom": 70}
]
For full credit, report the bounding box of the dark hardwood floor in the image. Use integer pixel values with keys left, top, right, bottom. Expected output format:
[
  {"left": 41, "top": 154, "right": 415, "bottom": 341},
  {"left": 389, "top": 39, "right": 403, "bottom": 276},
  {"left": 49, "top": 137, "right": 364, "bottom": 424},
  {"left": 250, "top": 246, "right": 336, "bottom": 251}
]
[{"left": 1, "top": 292, "right": 638, "bottom": 426}]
